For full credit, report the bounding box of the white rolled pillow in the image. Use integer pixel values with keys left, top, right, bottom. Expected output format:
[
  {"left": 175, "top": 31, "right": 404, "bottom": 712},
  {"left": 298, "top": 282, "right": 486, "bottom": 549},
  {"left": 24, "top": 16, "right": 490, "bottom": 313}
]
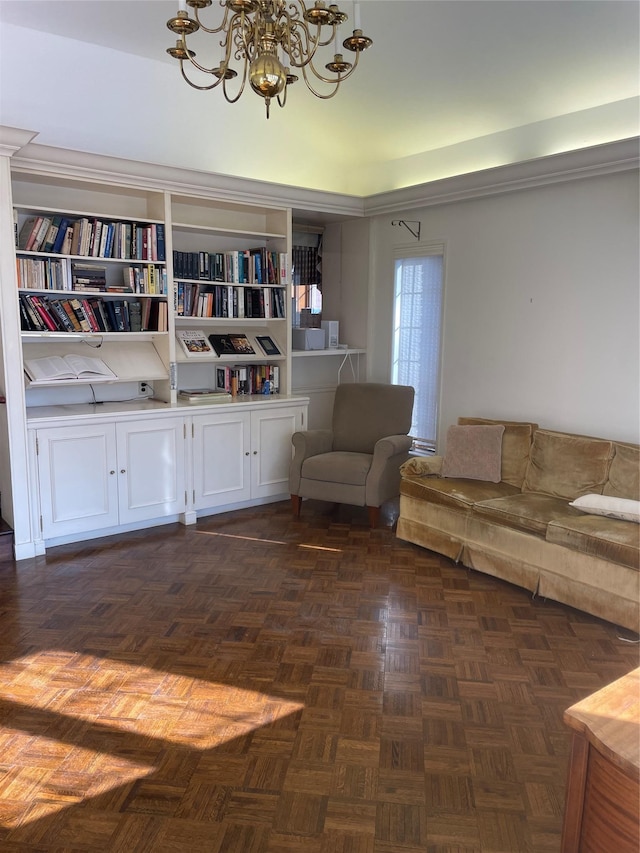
[{"left": 569, "top": 494, "right": 640, "bottom": 523}]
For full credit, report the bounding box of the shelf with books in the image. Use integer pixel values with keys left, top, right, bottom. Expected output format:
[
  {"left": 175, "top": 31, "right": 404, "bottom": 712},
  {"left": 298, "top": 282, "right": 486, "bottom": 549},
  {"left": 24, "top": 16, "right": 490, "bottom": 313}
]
[
  {"left": 14, "top": 208, "right": 166, "bottom": 262},
  {"left": 18, "top": 291, "right": 169, "bottom": 335},
  {"left": 174, "top": 280, "right": 286, "bottom": 321},
  {"left": 16, "top": 255, "right": 167, "bottom": 295}
]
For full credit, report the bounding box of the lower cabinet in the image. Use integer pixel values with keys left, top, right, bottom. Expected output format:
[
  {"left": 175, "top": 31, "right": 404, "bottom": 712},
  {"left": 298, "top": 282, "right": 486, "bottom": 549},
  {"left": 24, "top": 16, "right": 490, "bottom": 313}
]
[
  {"left": 35, "top": 416, "right": 186, "bottom": 539},
  {"left": 31, "top": 399, "right": 307, "bottom": 546},
  {"left": 191, "top": 404, "right": 305, "bottom": 509}
]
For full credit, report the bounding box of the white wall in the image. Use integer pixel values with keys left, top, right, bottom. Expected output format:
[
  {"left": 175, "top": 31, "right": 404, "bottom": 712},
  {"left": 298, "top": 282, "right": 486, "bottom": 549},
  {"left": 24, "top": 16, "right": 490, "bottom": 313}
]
[{"left": 368, "top": 170, "right": 640, "bottom": 446}]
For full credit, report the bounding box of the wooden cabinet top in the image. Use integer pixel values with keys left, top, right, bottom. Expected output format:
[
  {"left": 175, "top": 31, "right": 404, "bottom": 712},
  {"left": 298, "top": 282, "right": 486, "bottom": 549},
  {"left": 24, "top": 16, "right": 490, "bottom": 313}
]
[{"left": 564, "top": 667, "right": 639, "bottom": 776}]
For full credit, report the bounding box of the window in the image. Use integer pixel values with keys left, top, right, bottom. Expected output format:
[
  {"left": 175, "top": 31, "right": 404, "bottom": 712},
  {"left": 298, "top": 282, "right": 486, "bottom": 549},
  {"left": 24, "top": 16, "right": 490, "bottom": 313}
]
[{"left": 392, "top": 244, "right": 444, "bottom": 452}]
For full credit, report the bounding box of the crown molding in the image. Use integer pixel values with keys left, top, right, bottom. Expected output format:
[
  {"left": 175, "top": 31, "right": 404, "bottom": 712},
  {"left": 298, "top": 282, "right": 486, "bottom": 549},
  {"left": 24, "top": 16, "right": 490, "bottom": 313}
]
[
  {"left": 9, "top": 140, "right": 365, "bottom": 220},
  {"left": 0, "top": 126, "right": 39, "bottom": 159},
  {"left": 363, "top": 137, "right": 640, "bottom": 216},
  {"left": 3, "top": 129, "right": 637, "bottom": 221}
]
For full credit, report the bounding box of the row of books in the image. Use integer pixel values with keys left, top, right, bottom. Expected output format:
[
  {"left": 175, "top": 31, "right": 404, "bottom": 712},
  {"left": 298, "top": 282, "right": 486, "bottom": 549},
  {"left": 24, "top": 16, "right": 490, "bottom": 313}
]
[
  {"left": 175, "top": 282, "right": 286, "bottom": 319},
  {"left": 16, "top": 257, "right": 168, "bottom": 295},
  {"left": 173, "top": 249, "right": 287, "bottom": 285},
  {"left": 215, "top": 363, "right": 280, "bottom": 395},
  {"left": 292, "top": 244, "right": 321, "bottom": 286},
  {"left": 16, "top": 213, "right": 166, "bottom": 262},
  {"left": 19, "top": 293, "right": 168, "bottom": 334}
]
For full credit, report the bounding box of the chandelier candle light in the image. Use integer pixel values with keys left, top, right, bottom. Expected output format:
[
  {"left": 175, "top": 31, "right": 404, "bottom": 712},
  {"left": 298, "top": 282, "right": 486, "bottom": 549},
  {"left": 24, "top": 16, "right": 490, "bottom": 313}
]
[{"left": 166, "top": 0, "right": 373, "bottom": 118}]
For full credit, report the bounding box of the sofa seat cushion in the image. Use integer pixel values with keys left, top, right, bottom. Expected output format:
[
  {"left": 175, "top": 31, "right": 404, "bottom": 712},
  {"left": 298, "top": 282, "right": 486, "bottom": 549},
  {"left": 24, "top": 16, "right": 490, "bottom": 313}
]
[
  {"left": 472, "top": 492, "right": 584, "bottom": 537},
  {"left": 400, "top": 476, "right": 519, "bottom": 511},
  {"left": 546, "top": 515, "right": 640, "bottom": 570},
  {"left": 302, "top": 451, "right": 372, "bottom": 486}
]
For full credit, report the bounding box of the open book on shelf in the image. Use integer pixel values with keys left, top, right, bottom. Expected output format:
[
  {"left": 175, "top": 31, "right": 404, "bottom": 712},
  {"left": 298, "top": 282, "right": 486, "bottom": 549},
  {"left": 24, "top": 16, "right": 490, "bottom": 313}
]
[{"left": 24, "top": 354, "right": 117, "bottom": 384}]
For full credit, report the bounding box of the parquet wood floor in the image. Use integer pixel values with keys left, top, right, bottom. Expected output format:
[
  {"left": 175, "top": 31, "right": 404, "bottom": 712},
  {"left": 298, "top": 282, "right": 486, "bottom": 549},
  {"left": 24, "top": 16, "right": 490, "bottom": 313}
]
[{"left": 0, "top": 500, "right": 637, "bottom": 852}]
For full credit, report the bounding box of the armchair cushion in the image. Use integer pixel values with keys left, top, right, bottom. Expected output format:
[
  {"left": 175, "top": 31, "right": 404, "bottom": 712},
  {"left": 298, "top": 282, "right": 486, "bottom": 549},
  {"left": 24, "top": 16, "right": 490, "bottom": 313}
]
[
  {"left": 332, "top": 383, "right": 415, "bottom": 453},
  {"left": 302, "top": 451, "right": 372, "bottom": 486}
]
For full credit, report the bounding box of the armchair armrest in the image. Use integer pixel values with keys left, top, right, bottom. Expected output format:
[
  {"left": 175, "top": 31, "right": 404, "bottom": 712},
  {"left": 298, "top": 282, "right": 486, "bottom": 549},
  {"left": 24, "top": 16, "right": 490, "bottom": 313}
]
[
  {"left": 289, "top": 429, "right": 334, "bottom": 494},
  {"left": 373, "top": 434, "right": 413, "bottom": 461},
  {"left": 365, "top": 434, "right": 414, "bottom": 507}
]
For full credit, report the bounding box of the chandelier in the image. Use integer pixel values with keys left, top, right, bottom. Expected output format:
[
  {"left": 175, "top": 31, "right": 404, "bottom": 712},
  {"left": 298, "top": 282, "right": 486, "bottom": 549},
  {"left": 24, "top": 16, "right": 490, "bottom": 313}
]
[{"left": 166, "top": 0, "right": 373, "bottom": 118}]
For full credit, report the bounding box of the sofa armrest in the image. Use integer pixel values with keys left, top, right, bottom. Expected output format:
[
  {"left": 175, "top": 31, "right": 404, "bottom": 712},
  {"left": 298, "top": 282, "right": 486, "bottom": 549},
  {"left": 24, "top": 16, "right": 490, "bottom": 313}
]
[
  {"left": 400, "top": 455, "right": 443, "bottom": 478},
  {"left": 289, "top": 429, "right": 334, "bottom": 494}
]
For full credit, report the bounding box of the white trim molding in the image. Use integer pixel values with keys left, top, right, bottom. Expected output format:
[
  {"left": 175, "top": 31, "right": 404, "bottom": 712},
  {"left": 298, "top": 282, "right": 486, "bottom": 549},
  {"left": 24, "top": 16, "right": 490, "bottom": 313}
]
[{"left": 364, "top": 137, "right": 640, "bottom": 216}]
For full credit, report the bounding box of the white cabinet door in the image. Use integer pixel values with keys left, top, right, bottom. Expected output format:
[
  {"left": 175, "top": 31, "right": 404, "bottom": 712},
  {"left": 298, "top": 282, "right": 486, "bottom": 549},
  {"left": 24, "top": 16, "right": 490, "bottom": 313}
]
[
  {"left": 250, "top": 405, "right": 304, "bottom": 499},
  {"left": 37, "top": 424, "right": 119, "bottom": 538},
  {"left": 192, "top": 410, "right": 251, "bottom": 509},
  {"left": 116, "top": 417, "right": 186, "bottom": 523}
]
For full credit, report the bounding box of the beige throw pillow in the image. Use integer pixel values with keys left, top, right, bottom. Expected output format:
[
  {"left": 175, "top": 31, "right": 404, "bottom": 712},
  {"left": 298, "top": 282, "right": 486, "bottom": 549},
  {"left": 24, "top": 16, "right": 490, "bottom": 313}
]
[
  {"left": 458, "top": 417, "right": 536, "bottom": 487},
  {"left": 441, "top": 425, "right": 504, "bottom": 482}
]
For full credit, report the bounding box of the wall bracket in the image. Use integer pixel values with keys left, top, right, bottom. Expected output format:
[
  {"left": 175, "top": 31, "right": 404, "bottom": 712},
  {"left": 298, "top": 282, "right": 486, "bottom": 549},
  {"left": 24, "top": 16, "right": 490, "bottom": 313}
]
[{"left": 392, "top": 219, "right": 421, "bottom": 240}]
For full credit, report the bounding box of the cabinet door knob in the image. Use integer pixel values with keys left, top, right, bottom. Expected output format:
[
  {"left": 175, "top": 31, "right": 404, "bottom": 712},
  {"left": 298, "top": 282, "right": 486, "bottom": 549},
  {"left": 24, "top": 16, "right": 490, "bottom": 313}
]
[
  {"left": 120, "top": 469, "right": 126, "bottom": 474},
  {"left": 245, "top": 451, "right": 250, "bottom": 456},
  {"left": 110, "top": 470, "right": 115, "bottom": 475},
  {"left": 253, "top": 450, "right": 258, "bottom": 455}
]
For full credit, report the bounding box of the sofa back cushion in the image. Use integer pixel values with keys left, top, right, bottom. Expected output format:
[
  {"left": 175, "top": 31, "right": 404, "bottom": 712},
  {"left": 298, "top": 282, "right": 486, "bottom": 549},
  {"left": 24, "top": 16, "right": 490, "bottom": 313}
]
[
  {"left": 522, "top": 430, "right": 613, "bottom": 500},
  {"left": 603, "top": 442, "right": 640, "bottom": 500},
  {"left": 458, "top": 417, "right": 538, "bottom": 488}
]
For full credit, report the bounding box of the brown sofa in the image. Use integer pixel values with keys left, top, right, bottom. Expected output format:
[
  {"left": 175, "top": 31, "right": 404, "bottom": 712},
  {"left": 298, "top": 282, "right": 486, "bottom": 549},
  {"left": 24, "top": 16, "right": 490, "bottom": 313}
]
[{"left": 397, "top": 417, "right": 640, "bottom": 631}]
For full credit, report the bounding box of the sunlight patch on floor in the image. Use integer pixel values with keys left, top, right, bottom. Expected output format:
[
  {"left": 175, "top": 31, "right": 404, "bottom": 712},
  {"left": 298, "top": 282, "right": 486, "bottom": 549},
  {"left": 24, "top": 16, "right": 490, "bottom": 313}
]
[
  {"left": 0, "top": 653, "right": 304, "bottom": 829},
  {"left": 196, "top": 529, "right": 343, "bottom": 552}
]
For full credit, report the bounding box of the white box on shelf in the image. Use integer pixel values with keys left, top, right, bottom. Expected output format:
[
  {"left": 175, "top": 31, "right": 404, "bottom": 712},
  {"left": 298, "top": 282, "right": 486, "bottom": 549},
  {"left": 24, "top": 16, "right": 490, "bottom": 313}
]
[
  {"left": 292, "top": 327, "right": 325, "bottom": 350},
  {"left": 321, "top": 320, "right": 339, "bottom": 348}
]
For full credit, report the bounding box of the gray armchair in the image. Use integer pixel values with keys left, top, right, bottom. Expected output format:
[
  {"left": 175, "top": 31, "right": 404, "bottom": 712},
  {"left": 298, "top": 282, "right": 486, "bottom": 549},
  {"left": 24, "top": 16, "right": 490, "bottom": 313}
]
[{"left": 289, "top": 382, "right": 415, "bottom": 527}]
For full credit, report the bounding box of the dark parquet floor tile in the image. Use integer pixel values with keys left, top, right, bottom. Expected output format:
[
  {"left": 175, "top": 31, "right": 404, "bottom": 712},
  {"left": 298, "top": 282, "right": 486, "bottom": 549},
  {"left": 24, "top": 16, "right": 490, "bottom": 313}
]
[{"left": 0, "top": 499, "right": 637, "bottom": 851}]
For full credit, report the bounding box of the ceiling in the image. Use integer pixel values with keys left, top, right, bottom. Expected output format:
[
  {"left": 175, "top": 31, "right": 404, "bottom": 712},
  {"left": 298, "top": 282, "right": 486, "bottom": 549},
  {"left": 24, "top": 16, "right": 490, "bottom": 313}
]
[{"left": 0, "top": 0, "right": 638, "bottom": 196}]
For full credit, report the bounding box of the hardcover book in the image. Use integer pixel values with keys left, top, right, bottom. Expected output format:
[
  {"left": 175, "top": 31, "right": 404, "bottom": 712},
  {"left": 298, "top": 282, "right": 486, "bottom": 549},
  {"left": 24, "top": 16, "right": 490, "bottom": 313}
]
[
  {"left": 178, "top": 388, "right": 232, "bottom": 404},
  {"left": 208, "top": 334, "right": 237, "bottom": 356},
  {"left": 255, "top": 335, "right": 281, "bottom": 356},
  {"left": 176, "top": 329, "right": 215, "bottom": 358}
]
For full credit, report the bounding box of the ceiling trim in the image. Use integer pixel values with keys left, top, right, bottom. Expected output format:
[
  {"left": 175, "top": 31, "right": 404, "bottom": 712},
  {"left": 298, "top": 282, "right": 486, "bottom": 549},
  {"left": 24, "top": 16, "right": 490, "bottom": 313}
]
[
  {"left": 0, "top": 126, "right": 38, "bottom": 159},
  {"left": 2, "top": 128, "right": 637, "bottom": 220},
  {"left": 364, "top": 138, "right": 640, "bottom": 216},
  {"left": 8, "top": 139, "right": 366, "bottom": 219}
]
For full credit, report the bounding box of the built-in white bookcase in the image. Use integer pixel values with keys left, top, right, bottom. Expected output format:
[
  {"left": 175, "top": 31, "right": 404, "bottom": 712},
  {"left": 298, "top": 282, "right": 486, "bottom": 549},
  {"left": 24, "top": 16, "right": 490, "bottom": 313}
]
[{"left": 170, "top": 193, "right": 292, "bottom": 399}]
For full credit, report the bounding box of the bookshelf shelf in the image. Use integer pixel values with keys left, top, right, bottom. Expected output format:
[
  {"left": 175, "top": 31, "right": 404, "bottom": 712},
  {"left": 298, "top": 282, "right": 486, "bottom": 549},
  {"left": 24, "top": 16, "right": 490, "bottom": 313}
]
[{"left": 173, "top": 222, "right": 286, "bottom": 241}]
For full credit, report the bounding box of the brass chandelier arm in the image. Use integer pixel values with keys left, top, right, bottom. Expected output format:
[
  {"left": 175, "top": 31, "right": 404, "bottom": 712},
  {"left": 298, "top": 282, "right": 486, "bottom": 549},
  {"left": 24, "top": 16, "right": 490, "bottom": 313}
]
[
  {"left": 165, "top": 0, "right": 373, "bottom": 116},
  {"left": 303, "top": 47, "right": 359, "bottom": 87},
  {"left": 222, "top": 57, "right": 250, "bottom": 102},
  {"left": 298, "top": 62, "right": 341, "bottom": 99},
  {"left": 180, "top": 60, "right": 225, "bottom": 90},
  {"left": 191, "top": 0, "right": 232, "bottom": 35}
]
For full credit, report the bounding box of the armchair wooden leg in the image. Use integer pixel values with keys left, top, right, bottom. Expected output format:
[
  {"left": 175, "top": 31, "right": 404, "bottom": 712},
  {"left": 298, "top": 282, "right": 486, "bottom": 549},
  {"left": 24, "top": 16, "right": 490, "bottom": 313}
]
[
  {"left": 291, "top": 495, "right": 302, "bottom": 517},
  {"left": 367, "top": 506, "right": 380, "bottom": 528}
]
